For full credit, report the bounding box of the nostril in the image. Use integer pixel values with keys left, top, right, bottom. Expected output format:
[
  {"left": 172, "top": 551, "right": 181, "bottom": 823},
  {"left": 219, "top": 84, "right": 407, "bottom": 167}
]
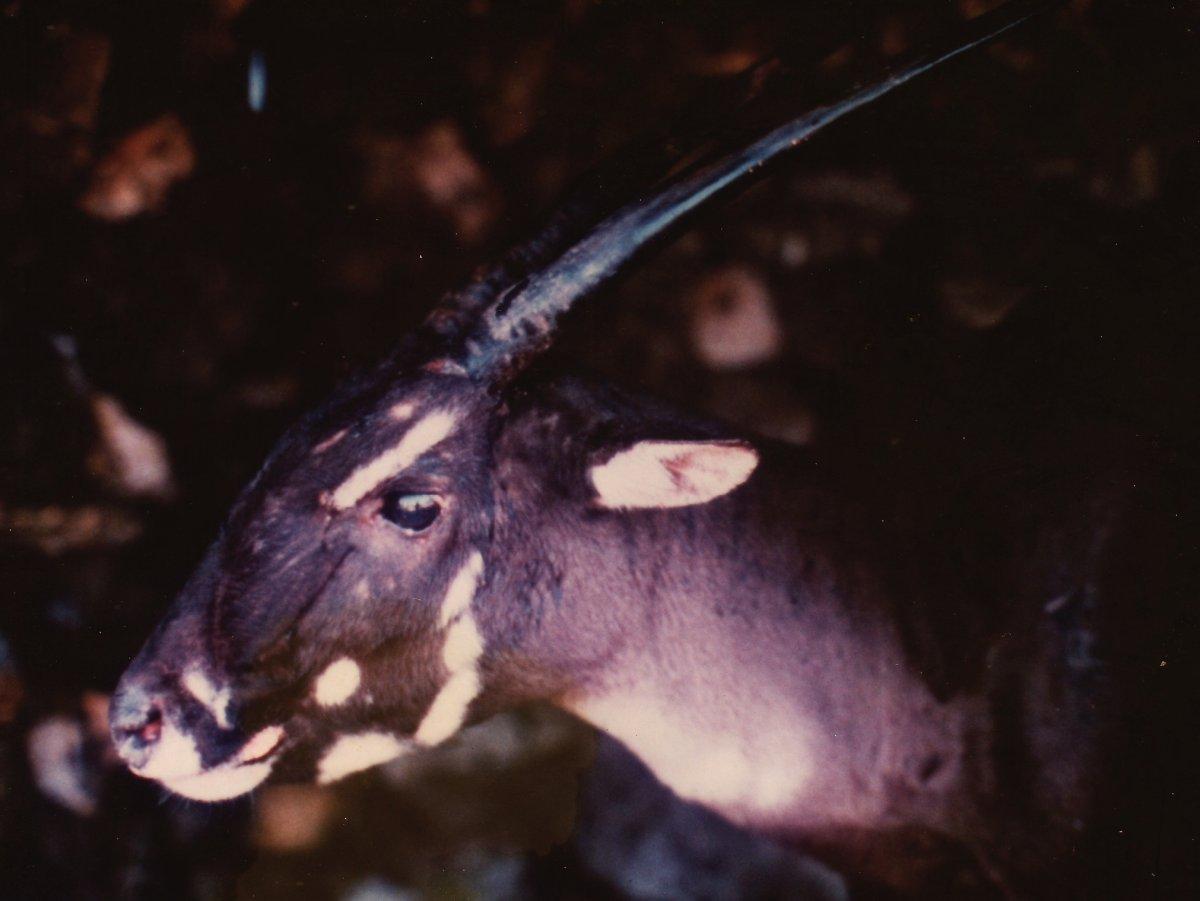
[
  {"left": 109, "top": 685, "right": 166, "bottom": 758},
  {"left": 136, "top": 706, "right": 163, "bottom": 745}
]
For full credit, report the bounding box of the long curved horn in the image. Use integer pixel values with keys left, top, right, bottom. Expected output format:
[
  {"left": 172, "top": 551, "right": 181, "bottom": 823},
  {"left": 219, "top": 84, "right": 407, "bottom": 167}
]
[
  {"left": 447, "top": 0, "right": 1057, "bottom": 383},
  {"left": 418, "top": 54, "right": 787, "bottom": 347}
]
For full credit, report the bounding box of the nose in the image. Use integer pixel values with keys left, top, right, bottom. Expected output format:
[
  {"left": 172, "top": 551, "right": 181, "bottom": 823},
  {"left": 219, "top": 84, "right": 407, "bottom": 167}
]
[{"left": 109, "top": 682, "right": 165, "bottom": 769}]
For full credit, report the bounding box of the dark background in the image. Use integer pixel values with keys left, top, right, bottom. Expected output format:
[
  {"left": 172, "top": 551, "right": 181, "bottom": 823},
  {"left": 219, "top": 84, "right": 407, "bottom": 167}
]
[{"left": 2, "top": 0, "right": 1198, "bottom": 897}]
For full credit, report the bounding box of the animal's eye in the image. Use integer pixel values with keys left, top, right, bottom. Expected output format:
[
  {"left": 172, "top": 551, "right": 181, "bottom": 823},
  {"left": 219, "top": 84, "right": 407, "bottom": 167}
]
[{"left": 380, "top": 492, "right": 441, "bottom": 533}]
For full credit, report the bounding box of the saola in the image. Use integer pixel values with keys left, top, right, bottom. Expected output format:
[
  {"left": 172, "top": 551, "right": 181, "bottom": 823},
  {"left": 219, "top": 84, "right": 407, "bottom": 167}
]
[{"left": 110, "top": 2, "right": 1198, "bottom": 895}]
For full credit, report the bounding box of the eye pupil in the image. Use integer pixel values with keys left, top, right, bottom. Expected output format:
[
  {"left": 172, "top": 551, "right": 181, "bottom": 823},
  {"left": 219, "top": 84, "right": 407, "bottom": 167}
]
[{"left": 380, "top": 492, "right": 441, "bottom": 533}]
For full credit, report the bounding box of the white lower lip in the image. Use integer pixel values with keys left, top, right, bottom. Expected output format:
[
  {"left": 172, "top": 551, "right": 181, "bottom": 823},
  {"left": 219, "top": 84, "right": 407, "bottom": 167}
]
[{"left": 139, "top": 724, "right": 287, "bottom": 803}]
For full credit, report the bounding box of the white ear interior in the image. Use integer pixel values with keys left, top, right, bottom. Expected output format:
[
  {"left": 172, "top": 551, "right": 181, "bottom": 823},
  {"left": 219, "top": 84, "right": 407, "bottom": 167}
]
[{"left": 589, "top": 440, "right": 759, "bottom": 510}]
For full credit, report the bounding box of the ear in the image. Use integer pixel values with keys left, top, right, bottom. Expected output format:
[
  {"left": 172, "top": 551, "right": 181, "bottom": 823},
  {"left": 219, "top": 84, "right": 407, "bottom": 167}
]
[{"left": 589, "top": 440, "right": 759, "bottom": 510}]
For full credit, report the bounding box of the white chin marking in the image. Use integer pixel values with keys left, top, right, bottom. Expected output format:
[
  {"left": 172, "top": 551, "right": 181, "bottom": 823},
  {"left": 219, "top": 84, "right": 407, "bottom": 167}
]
[
  {"left": 329, "top": 409, "right": 458, "bottom": 509},
  {"left": 131, "top": 721, "right": 202, "bottom": 780},
  {"left": 589, "top": 440, "right": 759, "bottom": 510},
  {"left": 313, "top": 657, "right": 361, "bottom": 707},
  {"left": 317, "top": 732, "right": 409, "bottom": 785},
  {"left": 162, "top": 759, "right": 275, "bottom": 802},
  {"left": 140, "top": 724, "right": 284, "bottom": 802},
  {"left": 182, "top": 668, "right": 233, "bottom": 730}
]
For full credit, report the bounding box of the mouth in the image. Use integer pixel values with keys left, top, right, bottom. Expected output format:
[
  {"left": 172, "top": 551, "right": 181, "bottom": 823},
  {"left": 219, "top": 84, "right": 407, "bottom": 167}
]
[{"left": 148, "top": 725, "right": 287, "bottom": 803}]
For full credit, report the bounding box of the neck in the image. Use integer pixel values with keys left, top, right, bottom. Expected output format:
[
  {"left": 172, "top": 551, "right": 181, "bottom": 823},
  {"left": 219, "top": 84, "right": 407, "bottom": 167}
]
[{"left": 482, "top": 454, "right": 987, "bottom": 841}]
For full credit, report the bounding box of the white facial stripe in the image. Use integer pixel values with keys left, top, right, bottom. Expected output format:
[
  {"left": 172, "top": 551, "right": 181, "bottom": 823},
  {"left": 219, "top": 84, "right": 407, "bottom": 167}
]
[
  {"left": 313, "top": 657, "right": 362, "bottom": 707},
  {"left": 329, "top": 409, "right": 458, "bottom": 509},
  {"left": 317, "top": 732, "right": 410, "bottom": 784},
  {"left": 414, "top": 608, "right": 486, "bottom": 746},
  {"left": 589, "top": 440, "right": 759, "bottom": 510},
  {"left": 182, "top": 668, "right": 233, "bottom": 730},
  {"left": 413, "top": 667, "right": 481, "bottom": 746},
  {"left": 438, "top": 551, "right": 484, "bottom": 627},
  {"left": 441, "top": 612, "right": 484, "bottom": 672}
]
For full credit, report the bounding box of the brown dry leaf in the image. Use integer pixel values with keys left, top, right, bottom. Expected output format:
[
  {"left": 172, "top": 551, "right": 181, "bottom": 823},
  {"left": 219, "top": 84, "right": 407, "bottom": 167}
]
[
  {"left": 482, "top": 39, "right": 552, "bottom": 146},
  {"left": 31, "top": 30, "right": 111, "bottom": 135},
  {"left": 253, "top": 784, "right": 338, "bottom": 852},
  {"left": 87, "top": 394, "right": 175, "bottom": 500},
  {"left": 359, "top": 121, "right": 500, "bottom": 243},
  {"left": 79, "top": 114, "right": 196, "bottom": 221},
  {"left": 688, "top": 266, "right": 783, "bottom": 370},
  {"left": 940, "top": 279, "right": 1028, "bottom": 330},
  {"left": 81, "top": 692, "right": 111, "bottom": 743},
  {"left": 27, "top": 715, "right": 96, "bottom": 817},
  {"left": 411, "top": 122, "right": 500, "bottom": 243},
  {"left": 0, "top": 639, "right": 22, "bottom": 726},
  {"left": 0, "top": 504, "right": 143, "bottom": 555},
  {"left": 212, "top": 0, "right": 252, "bottom": 21}
]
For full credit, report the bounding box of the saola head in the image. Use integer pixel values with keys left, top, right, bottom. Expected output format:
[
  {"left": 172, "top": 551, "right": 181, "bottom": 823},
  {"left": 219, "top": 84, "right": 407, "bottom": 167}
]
[
  {"left": 109, "top": 0, "right": 1046, "bottom": 801},
  {"left": 108, "top": 350, "right": 759, "bottom": 800}
]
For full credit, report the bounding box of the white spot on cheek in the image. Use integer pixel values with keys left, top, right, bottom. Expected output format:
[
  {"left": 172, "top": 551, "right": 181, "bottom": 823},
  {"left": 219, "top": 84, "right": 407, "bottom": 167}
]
[
  {"left": 329, "top": 410, "right": 458, "bottom": 509},
  {"left": 317, "top": 732, "right": 409, "bottom": 784},
  {"left": 389, "top": 401, "right": 415, "bottom": 421},
  {"left": 313, "top": 657, "right": 361, "bottom": 707},
  {"left": 182, "top": 668, "right": 233, "bottom": 730}
]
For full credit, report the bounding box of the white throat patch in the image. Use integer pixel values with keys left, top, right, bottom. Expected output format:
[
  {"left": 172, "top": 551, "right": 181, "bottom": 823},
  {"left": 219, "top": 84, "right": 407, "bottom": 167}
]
[
  {"left": 313, "top": 657, "right": 362, "bottom": 707},
  {"left": 329, "top": 409, "right": 458, "bottom": 509},
  {"left": 414, "top": 552, "right": 486, "bottom": 746},
  {"left": 569, "top": 691, "right": 814, "bottom": 818}
]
